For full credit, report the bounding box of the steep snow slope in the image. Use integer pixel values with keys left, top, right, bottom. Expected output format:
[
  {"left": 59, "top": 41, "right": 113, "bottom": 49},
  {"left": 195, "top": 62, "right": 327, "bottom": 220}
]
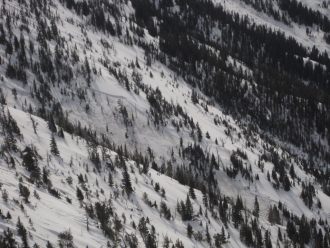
[
  {"left": 0, "top": 0, "right": 329, "bottom": 247},
  {"left": 0, "top": 106, "right": 234, "bottom": 247}
]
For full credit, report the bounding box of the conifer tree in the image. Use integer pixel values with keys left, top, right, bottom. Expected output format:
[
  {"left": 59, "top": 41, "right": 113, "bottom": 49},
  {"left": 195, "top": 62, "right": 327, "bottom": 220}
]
[
  {"left": 206, "top": 224, "right": 211, "bottom": 244},
  {"left": 48, "top": 115, "right": 57, "bottom": 133},
  {"left": 84, "top": 57, "right": 91, "bottom": 87},
  {"left": 108, "top": 172, "right": 114, "bottom": 187},
  {"left": 278, "top": 228, "right": 282, "bottom": 242},
  {"left": 264, "top": 230, "right": 272, "bottom": 248},
  {"left": 214, "top": 230, "right": 227, "bottom": 248},
  {"left": 58, "top": 229, "right": 74, "bottom": 248},
  {"left": 283, "top": 175, "right": 291, "bottom": 191},
  {"left": 253, "top": 196, "right": 260, "bottom": 217},
  {"left": 324, "top": 234, "right": 328, "bottom": 248},
  {"left": 22, "top": 145, "right": 41, "bottom": 181},
  {"left": 19, "top": 183, "right": 30, "bottom": 203},
  {"left": 240, "top": 222, "right": 253, "bottom": 246},
  {"left": 189, "top": 185, "right": 196, "bottom": 199},
  {"left": 160, "top": 201, "right": 171, "bottom": 219},
  {"left": 219, "top": 196, "right": 228, "bottom": 228},
  {"left": 2, "top": 189, "right": 9, "bottom": 202},
  {"left": 185, "top": 194, "right": 193, "bottom": 221},
  {"left": 122, "top": 165, "right": 133, "bottom": 196},
  {"left": 16, "top": 217, "right": 29, "bottom": 248},
  {"left": 22, "top": 146, "right": 37, "bottom": 171},
  {"left": 50, "top": 134, "right": 60, "bottom": 156},
  {"left": 255, "top": 229, "right": 263, "bottom": 247},
  {"left": 3, "top": 228, "right": 18, "bottom": 248},
  {"left": 191, "top": 90, "right": 198, "bottom": 104},
  {"left": 196, "top": 122, "right": 203, "bottom": 142},
  {"left": 232, "top": 195, "right": 243, "bottom": 228},
  {"left": 43, "top": 167, "right": 49, "bottom": 185},
  {"left": 187, "top": 224, "right": 193, "bottom": 238},
  {"left": 58, "top": 128, "right": 65, "bottom": 138},
  {"left": 76, "top": 187, "right": 84, "bottom": 201},
  {"left": 268, "top": 205, "right": 280, "bottom": 225},
  {"left": 138, "top": 217, "right": 149, "bottom": 243},
  {"left": 220, "top": 227, "right": 227, "bottom": 244},
  {"left": 174, "top": 239, "right": 184, "bottom": 248},
  {"left": 289, "top": 165, "right": 295, "bottom": 179}
]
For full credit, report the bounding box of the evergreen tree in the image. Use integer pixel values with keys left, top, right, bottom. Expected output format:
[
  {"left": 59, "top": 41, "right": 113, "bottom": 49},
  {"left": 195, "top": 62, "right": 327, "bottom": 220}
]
[
  {"left": 202, "top": 190, "right": 208, "bottom": 207},
  {"left": 2, "top": 189, "right": 9, "bottom": 202},
  {"left": 58, "top": 229, "right": 74, "bottom": 248},
  {"left": 14, "top": 36, "right": 19, "bottom": 51},
  {"left": 16, "top": 218, "right": 29, "bottom": 248},
  {"left": 160, "top": 201, "right": 171, "bottom": 219},
  {"left": 214, "top": 226, "right": 228, "bottom": 247},
  {"left": 232, "top": 195, "right": 243, "bottom": 228},
  {"left": 289, "top": 165, "right": 295, "bottom": 179},
  {"left": 178, "top": 201, "right": 187, "bottom": 221},
  {"left": 50, "top": 134, "right": 60, "bottom": 155},
  {"left": 298, "top": 215, "right": 311, "bottom": 246},
  {"left": 264, "top": 230, "right": 272, "bottom": 248},
  {"left": 3, "top": 228, "right": 18, "bottom": 248},
  {"left": 196, "top": 123, "right": 203, "bottom": 142},
  {"left": 283, "top": 175, "right": 291, "bottom": 191},
  {"left": 30, "top": 166, "right": 41, "bottom": 182},
  {"left": 268, "top": 205, "right": 280, "bottom": 225},
  {"left": 185, "top": 194, "right": 193, "bottom": 221},
  {"left": 58, "top": 128, "right": 65, "bottom": 138},
  {"left": 188, "top": 185, "right": 196, "bottom": 199},
  {"left": 205, "top": 224, "right": 211, "bottom": 244},
  {"left": 220, "top": 196, "right": 228, "bottom": 228},
  {"left": 138, "top": 217, "right": 149, "bottom": 243},
  {"left": 48, "top": 115, "right": 57, "bottom": 133},
  {"left": 191, "top": 90, "right": 198, "bottom": 104},
  {"left": 108, "top": 172, "right": 114, "bottom": 187},
  {"left": 187, "top": 224, "right": 193, "bottom": 238},
  {"left": 253, "top": 196, "right": 260, "bottom": 217},
  {"left": 324, "top": 234, "right": 328, "bottom": 248},
  {"left": 162, "top": 235, "right": 172, "bottom": 248},
  {"left": 76, "top": 187, "right": 84, "bottom": 201},
  {"left": 84, "top": 56, "right": 91, "bottom": 86},
  {"left": 122, "top": 165, "right": 133, "bottom": 196},
  {"left": 174, "top": 239, "right": 184, "bottom": 248},
  {"left": 5, "top": 41, "right": 13, "bottom": 55},
  {"left": 43, "top": 167, "right": 49, "bottom": 185},
  {"left": 19, "top": 183, "right": 30, "bottom": 203},
  {"left": 255, "top": 229, "right": 263, "bottom": 248},
  {"left": 240, "top": 222, "right": 253, "bottom": 246},
  {"left": 22, "top": 146, "right": 39, "bottom": 173},
  {"left": 6, "top": 212, "right": 12, "bottom": 220},
  {"left": 21, "top": 145, "right": 40, "bottom": 180},
  {"left": 275, "top": 228, "right": 281, "bottom": 243}
]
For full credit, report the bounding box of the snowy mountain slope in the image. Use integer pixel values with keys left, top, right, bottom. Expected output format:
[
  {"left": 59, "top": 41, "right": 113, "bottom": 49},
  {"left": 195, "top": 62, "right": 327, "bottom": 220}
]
[
  {"left": 0, "top": 106, "right": 233, "bottom": 247},
  {"left": 0, "top": 104, "right": 324, "bottom": 247},
  {"left": 0, "top": 0, "right": 330, "bottom": 247},
  {"left": 0, "top": 106, "right": 327, "bottom": 247}
]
